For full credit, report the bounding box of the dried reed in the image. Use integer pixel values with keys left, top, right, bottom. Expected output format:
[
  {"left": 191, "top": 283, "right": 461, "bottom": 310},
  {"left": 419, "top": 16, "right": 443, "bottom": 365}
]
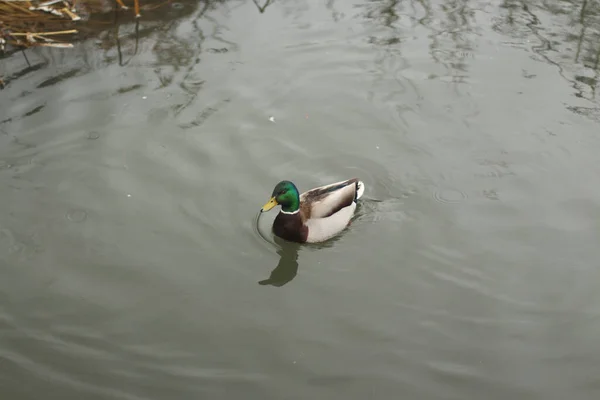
[{"left": 0, "top": 0, "right": 142, "bottom": 50}]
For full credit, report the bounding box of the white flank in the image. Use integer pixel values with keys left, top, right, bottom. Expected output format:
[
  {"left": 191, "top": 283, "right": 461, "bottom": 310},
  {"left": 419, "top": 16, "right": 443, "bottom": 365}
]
[{"left": 305, "top": 203, "right": 356, "bottom": 243}]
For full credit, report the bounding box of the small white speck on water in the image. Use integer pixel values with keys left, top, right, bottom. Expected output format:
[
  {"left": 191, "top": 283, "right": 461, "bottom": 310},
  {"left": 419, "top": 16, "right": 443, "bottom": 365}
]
[
  {"left": 376, "top": 145, "right": 380, "bottom": 149},
  {"left": 142, "top": 96, "right": 147, "bottom": 99},
  {"left": 127, "top": 194, "right": 132, "bottom": 197},
  {"left": 269, "top": 116, "right": 275, "bottom": 123},
  {"left": 293, "top": 361, "right": 296, "bottom": 364}
]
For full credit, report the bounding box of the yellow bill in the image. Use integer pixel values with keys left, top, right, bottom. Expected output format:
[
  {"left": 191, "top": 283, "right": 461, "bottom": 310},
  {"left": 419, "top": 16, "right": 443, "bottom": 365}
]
[{"left": 261, "top": 197, "right": 278, "bottom": 212}]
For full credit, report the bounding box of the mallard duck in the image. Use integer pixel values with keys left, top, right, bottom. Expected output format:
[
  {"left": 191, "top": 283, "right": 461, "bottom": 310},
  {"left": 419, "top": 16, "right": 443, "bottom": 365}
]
[{"left": 260, "top": 178, "right": 365, "bottom": 243}]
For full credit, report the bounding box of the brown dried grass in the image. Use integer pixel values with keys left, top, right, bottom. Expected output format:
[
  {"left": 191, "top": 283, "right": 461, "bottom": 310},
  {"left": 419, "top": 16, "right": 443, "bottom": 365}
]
[{"left": 0, "top": 0, "right": 143, "bottom": 50}]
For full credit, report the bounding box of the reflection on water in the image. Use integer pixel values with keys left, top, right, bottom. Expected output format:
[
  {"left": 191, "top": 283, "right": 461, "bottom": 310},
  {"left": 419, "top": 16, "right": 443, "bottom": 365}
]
[
  {"left": 258, "top": 240, "right": 300, "bottom": 287},
  {"left": 3, "top": 0, "right": 599, "bottom": 114},
  {"left": 493, "top": 0, "right": 600, "bottom": 106},
  {"left": 2, "top": 0, "right": 600, "bottom": 399},
  {"left": 252, "top": 0, "right": 274, "bottom": 14}
]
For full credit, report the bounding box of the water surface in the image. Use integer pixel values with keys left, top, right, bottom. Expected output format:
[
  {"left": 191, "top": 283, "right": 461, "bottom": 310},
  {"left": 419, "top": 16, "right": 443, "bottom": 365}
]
[{"left": 2, "top": 0, "right": 600, "bottom": 399}]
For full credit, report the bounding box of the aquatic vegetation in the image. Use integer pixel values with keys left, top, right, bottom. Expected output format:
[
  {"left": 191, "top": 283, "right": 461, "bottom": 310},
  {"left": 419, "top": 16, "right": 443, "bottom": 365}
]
[{"left": 0, "top": 0, "right": 144, "bottom": 50}]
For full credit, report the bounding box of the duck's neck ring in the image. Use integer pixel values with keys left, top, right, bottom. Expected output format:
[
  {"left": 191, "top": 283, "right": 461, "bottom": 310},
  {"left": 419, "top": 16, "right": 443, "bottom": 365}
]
[{"left": 281, "top": 209, "right": 299, "bottom": 215}]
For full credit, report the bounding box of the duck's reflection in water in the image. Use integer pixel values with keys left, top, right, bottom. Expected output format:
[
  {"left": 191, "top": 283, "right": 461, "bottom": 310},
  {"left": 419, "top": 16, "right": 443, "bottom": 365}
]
[{"left": 259, "top": 239, "right": 300, "bottom": 287}]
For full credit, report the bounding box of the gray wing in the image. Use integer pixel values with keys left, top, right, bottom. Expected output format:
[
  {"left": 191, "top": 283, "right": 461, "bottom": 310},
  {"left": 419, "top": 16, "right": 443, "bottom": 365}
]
[{"left": 300, "top": 179, "right": 358, "bottom": 219}]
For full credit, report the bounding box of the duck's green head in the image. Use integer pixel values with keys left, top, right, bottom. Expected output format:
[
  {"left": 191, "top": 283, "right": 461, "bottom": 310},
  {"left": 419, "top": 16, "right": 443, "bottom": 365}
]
[{"left": 261, "top": 180, "right": 300, "bottom": 213}]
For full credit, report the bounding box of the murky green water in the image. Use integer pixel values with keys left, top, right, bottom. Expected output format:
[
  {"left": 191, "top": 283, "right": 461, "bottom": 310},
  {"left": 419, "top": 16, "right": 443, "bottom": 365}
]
[{"left": 2, "top": 0, "right": 600, "bottom": 398}]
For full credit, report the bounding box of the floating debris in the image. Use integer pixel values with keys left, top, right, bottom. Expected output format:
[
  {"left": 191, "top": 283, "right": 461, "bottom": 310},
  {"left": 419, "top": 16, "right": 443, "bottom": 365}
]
[
  {"left": 116, "top": 0, "right": 141, "bottom": 18},
  {"left": 0, "top": 0, "right": 81, "bottom": 49},
  {"left": 1, "top": 0, "right": 187, "bottom": 89},
  {"left": 0, "top": 0, "right": 144, "bottom": 51}
]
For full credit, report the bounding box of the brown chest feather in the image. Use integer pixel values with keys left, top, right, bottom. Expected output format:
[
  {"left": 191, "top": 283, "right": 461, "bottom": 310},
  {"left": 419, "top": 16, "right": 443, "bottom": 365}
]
[{"left": 273, "top": 212, "right": 308, "bottom": 243}]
